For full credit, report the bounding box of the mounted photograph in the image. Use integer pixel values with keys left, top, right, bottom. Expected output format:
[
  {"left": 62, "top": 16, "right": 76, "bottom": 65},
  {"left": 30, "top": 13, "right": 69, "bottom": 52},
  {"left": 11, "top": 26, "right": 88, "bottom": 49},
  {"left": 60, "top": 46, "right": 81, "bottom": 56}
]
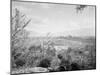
[{"left": 11, "top": 0, "right": 96, "bottom": 74}]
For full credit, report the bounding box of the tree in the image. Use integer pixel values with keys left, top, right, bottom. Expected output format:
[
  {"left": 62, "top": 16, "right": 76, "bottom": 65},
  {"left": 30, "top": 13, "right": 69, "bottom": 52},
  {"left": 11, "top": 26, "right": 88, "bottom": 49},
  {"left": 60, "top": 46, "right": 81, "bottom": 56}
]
[
  {"left": 11, "top": 8, "right": 31, "bottom": 68},
  {"left": 76, "top": 5, "right": 87, "bottom": 13},
  {"left": 11, "top": 8, "right": 31, "bottom": 49}
]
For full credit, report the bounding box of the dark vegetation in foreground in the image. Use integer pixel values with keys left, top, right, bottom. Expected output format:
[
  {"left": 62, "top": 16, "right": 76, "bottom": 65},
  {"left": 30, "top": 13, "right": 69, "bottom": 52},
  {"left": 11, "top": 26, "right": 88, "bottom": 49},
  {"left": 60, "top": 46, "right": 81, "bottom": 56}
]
[{"left": 11, "top": 42, "right": 96, "bottom": 74}]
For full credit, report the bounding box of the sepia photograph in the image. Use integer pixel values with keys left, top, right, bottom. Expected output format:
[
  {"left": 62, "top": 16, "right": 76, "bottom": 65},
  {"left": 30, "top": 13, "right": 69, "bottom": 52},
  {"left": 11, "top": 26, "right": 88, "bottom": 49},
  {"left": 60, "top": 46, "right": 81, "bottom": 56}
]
[{"left": 11, "top": 0, "right": 96, "bottom": 74}]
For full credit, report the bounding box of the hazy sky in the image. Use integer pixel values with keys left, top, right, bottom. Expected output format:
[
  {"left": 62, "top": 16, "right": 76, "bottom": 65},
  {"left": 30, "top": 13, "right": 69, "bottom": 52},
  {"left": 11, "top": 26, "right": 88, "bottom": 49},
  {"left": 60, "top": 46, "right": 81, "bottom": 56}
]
[{"left": 12, "top": 1, "right": 95, "bottom": 37}]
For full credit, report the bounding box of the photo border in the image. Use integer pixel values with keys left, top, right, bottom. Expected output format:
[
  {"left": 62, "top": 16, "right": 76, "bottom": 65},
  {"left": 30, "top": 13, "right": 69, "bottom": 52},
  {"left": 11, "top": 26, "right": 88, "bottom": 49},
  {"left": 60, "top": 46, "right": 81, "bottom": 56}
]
[{"left": 10, "top": 0, "right": 96, "bottom": 74}]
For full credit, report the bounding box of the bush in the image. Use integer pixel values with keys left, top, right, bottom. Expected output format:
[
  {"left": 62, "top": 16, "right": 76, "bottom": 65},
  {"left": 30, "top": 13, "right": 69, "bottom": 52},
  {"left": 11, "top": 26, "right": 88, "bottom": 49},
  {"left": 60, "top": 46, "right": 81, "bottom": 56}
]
[
  {"left": 57, "top": 54, "right": 63, "bottom": 59},
  {"left": 71, "top": 62, "right": 80, "bottom": 70},
  {"left": 21, "top": 51, "right": 44, "bottom": 68},
  {"left": 50, "top": 57, "right": 61, "bottom": 71},
  {"left": 28, "top": 45, "right": 42, "bottom": 52},
  {"left": 11, "top": 49, "right": 23, "bottom": 68},
  {"left": 59, "top": 59, "right": 71, "bottom": 71},
  {"left": 57, "top": 50, "right": 72, "bottom": 71},
  {"left": 14, "top": 53, "right": 22, "bottom": 60},
  {"left": 38, "top": 58, "right": 51, "bottom": 68},
  {"left": 15, "top": 59, "right": 26, "bottom": 68}
]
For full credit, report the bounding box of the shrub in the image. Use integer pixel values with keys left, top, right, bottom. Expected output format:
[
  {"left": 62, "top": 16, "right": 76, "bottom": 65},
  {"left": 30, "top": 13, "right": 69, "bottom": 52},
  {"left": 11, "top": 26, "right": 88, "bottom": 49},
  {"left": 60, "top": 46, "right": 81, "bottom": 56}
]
[
  {"left": 22, "top": 51, "right": 44, "bottom": 67},
  {"left": 59, "top": 58, "right": 71, "bottom": 71},
  {"left": 57, "top": 50, "right": 72, "bottom": 71},
  {"left": 14, "top": 53, "right": 22, "bottom": 60},
  {"left": 71, "top": 62, "right": 80, "bottom": 70},
  {"left": 57, "top": 54, "right": 63, "bottom": 59},
  {"left": 38, "top": 58, "right": 51, "bottom": 68},
  {"left": 29, "top": 45, "right": 42, "bottom": 52},
  {"left": 50, "top": 57, "right": 61, "bottom": 71},
  {"left": 15, "top": 59, "right": 26, "bottom": 68},
  {"left": 46, "top": 49, "right": 56, "bottom": 57}
]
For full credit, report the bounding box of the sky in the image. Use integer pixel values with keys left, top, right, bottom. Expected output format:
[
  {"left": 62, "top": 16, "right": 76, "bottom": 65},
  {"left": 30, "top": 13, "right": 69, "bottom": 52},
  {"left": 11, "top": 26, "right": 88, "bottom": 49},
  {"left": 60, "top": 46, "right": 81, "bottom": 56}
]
[{"left": 12, "top": 1, "right": 95, "bottom": 37}]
